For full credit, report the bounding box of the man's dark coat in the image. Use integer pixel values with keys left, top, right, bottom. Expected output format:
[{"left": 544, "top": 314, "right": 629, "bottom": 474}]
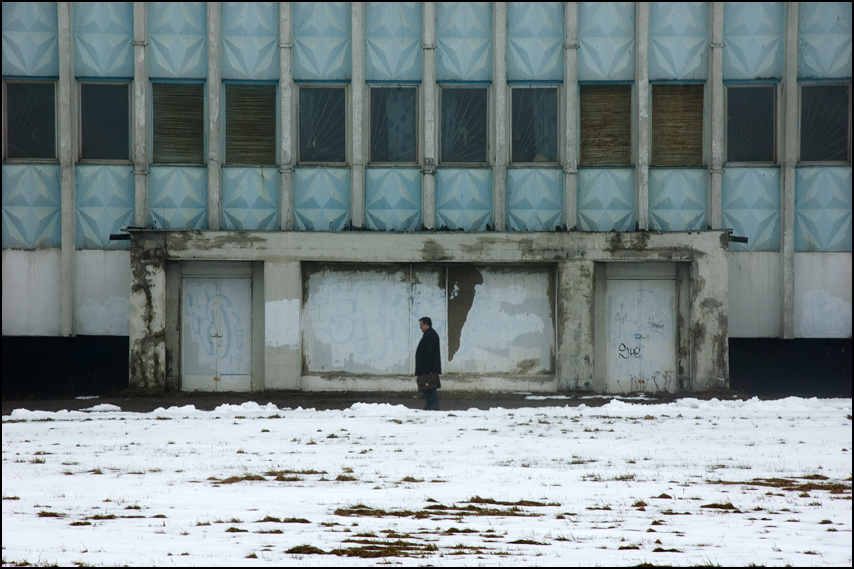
[{"left": 415, "top": 326, "right": 442, "bottom": 376}]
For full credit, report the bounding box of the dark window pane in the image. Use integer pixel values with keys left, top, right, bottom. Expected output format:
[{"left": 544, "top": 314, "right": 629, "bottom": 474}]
[
  {"left": 371, "top": 87, "right": 417, "bottom": 163},
  {"left": 652, "top": 84, "right": 704, "bottom": 167},
  {"left": 441, "top": 88, "right": 487, "bottom": 163},
  {"left": 580, "top": 84, "right": 631, "bottom": 166},
  {"left": 81, "top": 83, "right": 130, "bottom": 161},
  {"left": 801, "top": 84, "right": 851, "bottom": 162},
  {"left": 299, "top": 87, "right": 346, "bottom": 163},
  {"left": 5, "top": 82, "right": 56, "bottom": 159},
  {"left": 512, "top": 88, "right": 558, "bottom": 163},
  {"left": 226, "top": 84, "right": 276, "bottom": 165},
  {"left": 152, "top": 83, "right": 204, "bottom": 164},
  {"left": 727, "top": 86, "right": 775, "bottom": 163}
]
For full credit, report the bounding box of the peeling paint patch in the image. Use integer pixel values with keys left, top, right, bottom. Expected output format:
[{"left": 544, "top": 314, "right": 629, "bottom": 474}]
[{"left": 265, "top": 299, "right": 300, "bottom": 348}]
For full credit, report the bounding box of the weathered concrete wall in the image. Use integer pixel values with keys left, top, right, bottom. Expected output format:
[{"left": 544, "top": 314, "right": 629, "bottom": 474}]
[
  {"left": 129, "top": 229, "right": 729, "bottom": 393},
  {"left": 128, "top": 233, "right": 166, "bottom": 390}
]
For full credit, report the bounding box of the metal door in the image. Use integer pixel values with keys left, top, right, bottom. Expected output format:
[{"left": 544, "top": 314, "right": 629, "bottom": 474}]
[
  {"left": 606, "top": 278, "right": 677, "bottom": 393},
  {"left": 182, "top": 277, "right": 251, "bottom": 391}
]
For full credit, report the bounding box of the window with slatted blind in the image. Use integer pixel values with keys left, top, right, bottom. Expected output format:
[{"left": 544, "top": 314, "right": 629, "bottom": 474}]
[
  {"left": 225, "top": 84, "right": 276, "bottom": 166},
  {"left": 580, "top": 85, "right": 632, "bottom": 166},
  {"left": 152, "top": 83, "right": 204, "bottom": 164},
  {"left": 800, "top": 84, "right": 851, "bottom": 163},
  {"left": 651, "top": 84, "right": 704, "bottom": 167}
]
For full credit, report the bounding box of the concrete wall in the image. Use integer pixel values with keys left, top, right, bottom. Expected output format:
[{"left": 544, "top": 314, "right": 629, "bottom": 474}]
[{"left": 128, "top": 229, "right": 729, "bottom": 394}]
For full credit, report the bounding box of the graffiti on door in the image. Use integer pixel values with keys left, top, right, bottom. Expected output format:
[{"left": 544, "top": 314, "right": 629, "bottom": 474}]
[
  {"left": 183, "top": 279, "right": 249, "bottom": 376},
  {"left": 607, "top": 280, "right": 676, "bottom": 393}
]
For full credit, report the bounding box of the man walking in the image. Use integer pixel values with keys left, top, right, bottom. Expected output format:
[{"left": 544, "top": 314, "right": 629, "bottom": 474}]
[{"left": 415, "top": 317, "right": 442, "bottom": 410}]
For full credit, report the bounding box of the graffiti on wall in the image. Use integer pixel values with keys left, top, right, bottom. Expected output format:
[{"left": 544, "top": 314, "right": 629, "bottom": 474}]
[
  {"left": 305, "top": 270, "right": 411, "bottom": 373},
  {"left": 303, "top": 264, "right": 555, "bottom": 376},
  {"left": 800, "top": 290, "right": 852, "bottom": 338}
]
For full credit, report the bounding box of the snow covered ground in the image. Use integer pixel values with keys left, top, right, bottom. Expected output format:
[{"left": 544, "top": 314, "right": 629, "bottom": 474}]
[{"left": 2, "top": 396, "right": 851, "bottom": 567}]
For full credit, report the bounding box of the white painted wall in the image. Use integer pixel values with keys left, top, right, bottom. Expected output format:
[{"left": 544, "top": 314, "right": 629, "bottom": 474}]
[
  {"left": 2, "top": 250, "right": 61, "bottom": 336},
  {"left": 74, "top": 251, "right": 130, "bottom": 336},
  {"left": 795, "top": 253, "right": 852, "bottom": 338},
  {"left": 728, "top": 252, "right": 782, "bottom": 337}
]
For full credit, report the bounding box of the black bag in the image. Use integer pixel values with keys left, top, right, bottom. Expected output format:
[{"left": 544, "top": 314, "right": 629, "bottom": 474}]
[{"left": 416, "top": 373, "right": 441, "bottom": 392}]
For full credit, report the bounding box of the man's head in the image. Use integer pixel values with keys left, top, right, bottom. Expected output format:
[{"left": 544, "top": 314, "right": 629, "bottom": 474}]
[{"left": 419, "top": 316, "right": 432, "bottom": 332}]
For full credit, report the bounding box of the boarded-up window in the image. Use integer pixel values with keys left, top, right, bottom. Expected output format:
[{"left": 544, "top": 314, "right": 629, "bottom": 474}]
[
  {"left": 152, "top": 83, "right": 204, "bottom": 164},
  {"left": 512, "top": 87, "right": 558, "bottom": 163},
  {"left": 727, "top": 85, "right": 775, "bottom": 163},
  {"left": 4, "top": 81, "right": 56, "bottom": 160},
  {"left": 226, "top": 84, "right": 276, "bottom": 166},
  {"left": 580, "top": 85, "right": 631, "bottom": 166},
  {"left": 299, "top": 86, "right": 347, "bottom": 163},
  {"left": 651, "top": 84, "right": 704, "bottom": 167},
  {"left": 80, "top": 83, "right": 130, "bottom": 161},
  {"left": 800, "top": 84, "right": 851, "bottom": 163}
]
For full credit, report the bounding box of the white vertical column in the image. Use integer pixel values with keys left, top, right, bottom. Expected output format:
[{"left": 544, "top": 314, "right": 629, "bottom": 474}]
[
  {"left": 708, "top": 2, "right": 724, "bottom": 230},
  {"left": 635, "top": 2, "right": 650, "bottom": 231},
  {"left": 422, "top": 2, "right": 437, "bottom": 230},
  {"left": 58, "top": 2, "right": 75, "bottom": 337},
  {"left": 564, "top": 2, "right": 578, "bottom": 230},
  {"left": 351, "top": 2, "right": 366, "bottom": 229},
  {"left": 781, "top": 2, "right": 799, "bottom": 339},
  {"left": 279, "top": 1, "right": 294, "bottom": 230},
  {"left": 206, "top": 4, "right": 221, "bottom": 230},
  {"left": 133, "top": 2, "right": 148, "bottom": 228},
  {"left": 492, "top": 2, "right": 507, "bottom": 231}
]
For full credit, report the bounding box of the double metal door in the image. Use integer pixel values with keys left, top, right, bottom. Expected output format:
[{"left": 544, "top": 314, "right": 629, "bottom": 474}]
[{"left": 181, "top": 277, "right": 251, "bottom": 391}]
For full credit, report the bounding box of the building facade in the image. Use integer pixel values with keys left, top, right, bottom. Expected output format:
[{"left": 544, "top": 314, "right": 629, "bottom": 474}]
[{"left": 2, "top": 2, "right": 851, "bottom": 395}]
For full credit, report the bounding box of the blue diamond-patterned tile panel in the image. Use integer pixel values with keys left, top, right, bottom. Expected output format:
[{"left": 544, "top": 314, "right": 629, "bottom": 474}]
[
  {"left": 365, "top": 168, "right": 422, "bottom": 231},
  {"left": 293, "top": 2, "right": 352, "bottom": 81},
  {"left": 221, "top": 2, "right": 279, "bottom": 80},
  {"left": 147, "top": 2, "right": 207, "bottom": 78},
  {"left": 649, "top": 2, "right": 709, "bottom": 81},
  {"left": 722, "top": 167, "right": 781, "bottom": 251},
  {"left": 795, "top": 167, "right": 852, "bottom": 252},
  {"left": 2, "top": 2, "right": 59, "bottom": 76},
  {"left": 148, "top": 167, "right": 207, "bottom": 229},
  {"left": 365, "top": 2, "right": 422, "bottom": 82},
  {"left": 578, "top": 1, "right": 635, "bottom": 81},
  {"left": 577, "top": 168, "right": 636, "bottom": 232},
  {"left": 435, "top": 169, "right": 493, "bottom": 231},
  {"left": 723, "top": 2, "right": 784, "bottom": 80},
  {"left": 798, "top": 2, "right": 853, "bottom": 79},
  {"left": 506, "top": 168, "right": 564, "bottom": 231},
  {"left": 649, "top": 168, "right": 708, "bottom": 231},
  {"left": 436, "top": 2, "right": 493, "bottom": 82},
  {"left": 73, "top": 2, "right": 133, "bottom": 77},
  {"left": 76, "top": 165, "right": 134, "bottom": 249},
  {"left": 221, "top": 167, "right": 280, "bottom": 231},
  {"left": 2, "top": 164, "right": 62, "bottom": 249},
  {"left": 507, "top": 2, "right": 564, "bottom": 82},
  {"left": 294, "top": 167, "right": 351, "bottom": 231}
]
